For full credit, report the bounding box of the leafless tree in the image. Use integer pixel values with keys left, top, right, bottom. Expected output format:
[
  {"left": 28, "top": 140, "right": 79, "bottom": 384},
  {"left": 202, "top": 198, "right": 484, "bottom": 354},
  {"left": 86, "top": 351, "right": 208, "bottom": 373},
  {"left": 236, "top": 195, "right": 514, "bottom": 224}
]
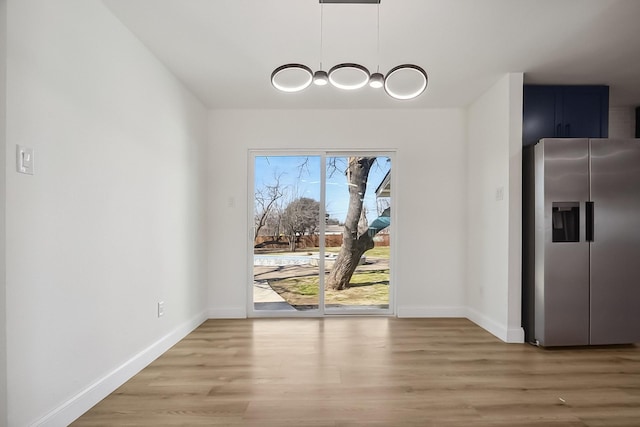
[
  {"left": 254, "top": 173, "right": 285, "bottom": 241},
  {"left": 326, "top": 157, "right": 378, "bottom": 290},
  {"left": 282, "top": 197, "right": 320, "bottom": 252}
]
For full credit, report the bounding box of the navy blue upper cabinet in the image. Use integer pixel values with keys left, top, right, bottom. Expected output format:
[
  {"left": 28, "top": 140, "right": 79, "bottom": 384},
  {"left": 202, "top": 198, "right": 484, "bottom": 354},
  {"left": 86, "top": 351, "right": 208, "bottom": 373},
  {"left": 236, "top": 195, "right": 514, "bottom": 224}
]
[{"left": 523, "top": 85, "right": 609, "bottom": 146}]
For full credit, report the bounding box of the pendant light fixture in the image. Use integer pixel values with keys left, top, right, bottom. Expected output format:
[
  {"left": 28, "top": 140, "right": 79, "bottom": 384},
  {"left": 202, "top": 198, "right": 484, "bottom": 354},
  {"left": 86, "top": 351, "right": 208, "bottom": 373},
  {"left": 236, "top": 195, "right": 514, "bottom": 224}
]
[
  {"left": 270, "top": 0, "right": 428, "bottom": 100},
  {"left": 384, "top": 64, "right": 428, "bottom": 100},
  {"left": 271, "top": 64, "right": 313, "bottom": 93},
  {"left": 328, "top": 63, "right": 370, "bottom": 90}
]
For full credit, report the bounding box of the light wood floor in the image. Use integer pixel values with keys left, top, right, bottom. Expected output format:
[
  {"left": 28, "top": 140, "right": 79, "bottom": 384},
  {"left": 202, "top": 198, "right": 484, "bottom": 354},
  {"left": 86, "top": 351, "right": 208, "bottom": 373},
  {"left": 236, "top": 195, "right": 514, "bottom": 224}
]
[{"left": 72, "top": 318, "right": 640, "bottom": 426}]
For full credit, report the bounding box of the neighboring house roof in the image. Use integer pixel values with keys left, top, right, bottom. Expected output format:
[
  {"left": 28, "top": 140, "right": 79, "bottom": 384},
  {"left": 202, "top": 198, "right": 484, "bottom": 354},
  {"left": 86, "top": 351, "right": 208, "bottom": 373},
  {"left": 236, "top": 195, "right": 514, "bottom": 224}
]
[{"left": 375, "top": 170, "right": 390, "bottom": 198}]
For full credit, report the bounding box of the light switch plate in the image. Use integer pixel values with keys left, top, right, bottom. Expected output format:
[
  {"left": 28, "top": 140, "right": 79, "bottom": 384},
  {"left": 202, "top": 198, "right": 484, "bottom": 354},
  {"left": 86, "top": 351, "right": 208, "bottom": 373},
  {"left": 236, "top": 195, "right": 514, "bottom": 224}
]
[
  {"left": 16, "top": 145, "right": 35, "bottom": 175},
  {"left": 157, "top": 301, "right": 165, "bottom": 318}
]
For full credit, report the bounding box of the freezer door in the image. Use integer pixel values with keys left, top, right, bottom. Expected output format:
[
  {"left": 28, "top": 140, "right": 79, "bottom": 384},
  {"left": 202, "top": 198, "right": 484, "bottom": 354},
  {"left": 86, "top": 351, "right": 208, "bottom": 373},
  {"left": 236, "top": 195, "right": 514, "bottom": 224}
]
[
  {"left": 589, "top": 139, "right": 640, "bottom": 345},
  {"left": 535, "top": 139, "right": 590, "bottom": 346}
]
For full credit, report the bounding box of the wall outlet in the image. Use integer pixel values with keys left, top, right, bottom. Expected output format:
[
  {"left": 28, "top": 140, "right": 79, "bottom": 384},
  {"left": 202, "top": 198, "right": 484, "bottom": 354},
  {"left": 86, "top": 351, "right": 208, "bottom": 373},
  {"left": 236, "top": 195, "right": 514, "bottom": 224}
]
[
  {"left": 157, "top": 301, "right": 165, "bottom": 318},
  {"left": 495, "top": 186, "right": 504, "bottom": 201}
]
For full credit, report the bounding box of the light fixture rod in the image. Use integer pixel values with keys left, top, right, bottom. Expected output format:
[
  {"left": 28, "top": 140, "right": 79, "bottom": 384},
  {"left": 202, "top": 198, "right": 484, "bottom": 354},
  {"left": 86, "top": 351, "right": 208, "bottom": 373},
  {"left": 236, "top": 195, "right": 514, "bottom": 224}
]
[
  {"left": 320, "top": 0, "right": 324, "bottom": 69},
  {"left": 319, "top": 0, "right": 380, "bottom": 3},
  {"left": 376, "top": 0, "right": 380, "bottom": 72}
]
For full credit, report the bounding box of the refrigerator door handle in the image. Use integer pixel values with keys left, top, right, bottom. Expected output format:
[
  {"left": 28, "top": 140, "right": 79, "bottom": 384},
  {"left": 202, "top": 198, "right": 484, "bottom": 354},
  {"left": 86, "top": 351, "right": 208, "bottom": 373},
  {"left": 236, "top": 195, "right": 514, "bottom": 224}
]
[{"left": 586, "top": 201, "right": 595, "bottom": 242}]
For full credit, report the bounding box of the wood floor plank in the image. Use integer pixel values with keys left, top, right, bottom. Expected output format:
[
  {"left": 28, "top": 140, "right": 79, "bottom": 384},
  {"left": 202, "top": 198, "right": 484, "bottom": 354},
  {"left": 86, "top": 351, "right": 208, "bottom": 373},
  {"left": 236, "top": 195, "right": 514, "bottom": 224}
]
[{"left": 72, "top": 318, "right": 640, "bottom": 426}]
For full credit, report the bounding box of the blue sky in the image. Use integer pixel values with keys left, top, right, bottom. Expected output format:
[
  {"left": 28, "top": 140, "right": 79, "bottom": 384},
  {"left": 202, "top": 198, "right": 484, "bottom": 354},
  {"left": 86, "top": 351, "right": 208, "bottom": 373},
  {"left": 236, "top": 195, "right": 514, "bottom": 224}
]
[{"left": 254, "top": 155, "right": 390, "bottom": 223}]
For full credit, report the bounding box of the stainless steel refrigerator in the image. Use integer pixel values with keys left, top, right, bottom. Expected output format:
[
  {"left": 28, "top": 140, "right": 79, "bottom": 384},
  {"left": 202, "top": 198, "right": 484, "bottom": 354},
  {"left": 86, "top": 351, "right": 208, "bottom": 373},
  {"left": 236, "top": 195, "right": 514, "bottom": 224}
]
[{"left": 523, "top": 138, "right": 640, "bottom": 346}]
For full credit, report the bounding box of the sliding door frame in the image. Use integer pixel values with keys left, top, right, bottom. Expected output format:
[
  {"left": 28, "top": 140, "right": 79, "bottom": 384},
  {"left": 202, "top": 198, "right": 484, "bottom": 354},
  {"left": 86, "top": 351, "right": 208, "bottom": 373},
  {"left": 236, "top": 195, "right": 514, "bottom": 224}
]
[{"left": 248, "top": 149, "right": 396, "bottom": 318}]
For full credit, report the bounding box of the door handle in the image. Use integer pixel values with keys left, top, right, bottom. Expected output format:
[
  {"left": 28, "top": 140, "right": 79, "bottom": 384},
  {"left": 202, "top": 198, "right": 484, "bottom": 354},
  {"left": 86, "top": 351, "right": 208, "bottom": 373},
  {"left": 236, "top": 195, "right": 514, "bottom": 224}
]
[{"left": 586, "top": 201, "right": 594, "bottom": 242}]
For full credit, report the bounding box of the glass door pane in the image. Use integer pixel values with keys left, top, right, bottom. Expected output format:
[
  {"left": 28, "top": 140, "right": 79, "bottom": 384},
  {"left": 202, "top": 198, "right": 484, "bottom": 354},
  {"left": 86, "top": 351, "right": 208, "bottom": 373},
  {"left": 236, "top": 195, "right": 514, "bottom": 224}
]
[
  {"left": 324, "top": 156, "right": 391, "bottom": 313},
  {"left": 253, "top": 155, "right": 322, "bottom": 313}
]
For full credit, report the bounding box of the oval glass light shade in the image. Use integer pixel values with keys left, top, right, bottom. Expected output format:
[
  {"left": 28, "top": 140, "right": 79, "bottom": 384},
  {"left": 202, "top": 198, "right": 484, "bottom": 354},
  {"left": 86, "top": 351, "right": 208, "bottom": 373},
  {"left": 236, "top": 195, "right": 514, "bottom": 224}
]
[
  {"left": 369, "top": 72, "right": 384, "bottom": 89},
  {"left": 271, "top": 64, "right": 313, "bottom": 92},
  {"left": 328, "top": 63, "right": 370, "bottom": 90},
  {"left": 384, "top": 64, "right": 428, "bottom": 100},
  {"left": 313, "top": 70, "right": 329, "bottom": 86}
]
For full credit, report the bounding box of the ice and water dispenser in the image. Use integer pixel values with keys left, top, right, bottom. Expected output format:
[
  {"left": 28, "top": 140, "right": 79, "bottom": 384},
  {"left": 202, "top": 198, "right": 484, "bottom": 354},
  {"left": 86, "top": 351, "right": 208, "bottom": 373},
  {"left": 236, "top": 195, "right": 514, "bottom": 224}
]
[{"left": 552, "top": 202, "right": 579, "bottom": 242}]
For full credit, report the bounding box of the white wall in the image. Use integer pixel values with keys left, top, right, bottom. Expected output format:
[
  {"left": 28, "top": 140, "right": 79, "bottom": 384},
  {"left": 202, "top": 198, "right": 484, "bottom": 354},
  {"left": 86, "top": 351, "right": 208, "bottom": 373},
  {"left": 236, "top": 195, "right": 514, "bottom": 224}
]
[
  {"left": 0, "top": 0, "right": 7, "bottom": 425},
  {"left": 208, "top": 109, "right": 468, "bottom": 318},
  {"left": 5, "top": 0, "right": 208, "bottom": 425},
  {"left": 609, "top": 107, "right": 636, "bottom": 139},
  {"left": 466, "top": 73, "right": 524, "bottom": 343}
]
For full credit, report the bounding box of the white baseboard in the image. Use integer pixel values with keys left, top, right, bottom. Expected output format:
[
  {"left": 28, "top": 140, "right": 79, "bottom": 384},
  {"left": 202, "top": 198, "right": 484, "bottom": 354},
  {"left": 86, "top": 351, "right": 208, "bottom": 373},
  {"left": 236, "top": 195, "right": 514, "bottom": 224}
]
[
  {"left": 466, "top": 308, "right": 524, "bottom": 343},
  {"left": 505, "top": 326, "right": 525, "bottom": 343},
  {"left": 397, "top": 305, "right": 467, "bottom": 318},
  {"left": 33, "top": 311, "right": 208, "bottom": 427},
  {"left": 207, "top": 307, "right": 246, "bottom": 318}
]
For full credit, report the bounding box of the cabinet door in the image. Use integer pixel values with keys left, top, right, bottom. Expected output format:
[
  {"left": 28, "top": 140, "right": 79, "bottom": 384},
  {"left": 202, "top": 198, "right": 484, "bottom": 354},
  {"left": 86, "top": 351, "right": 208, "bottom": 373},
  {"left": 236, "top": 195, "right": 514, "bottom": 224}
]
[
  {"left": 561, "top": 86, "right": 609, "bottom": 138},
  {"left": 523, "top": 85, "right": 609, "bottom": 146},
  {"left": 523, "top": 85, "right": 558, "bottom": 146}
]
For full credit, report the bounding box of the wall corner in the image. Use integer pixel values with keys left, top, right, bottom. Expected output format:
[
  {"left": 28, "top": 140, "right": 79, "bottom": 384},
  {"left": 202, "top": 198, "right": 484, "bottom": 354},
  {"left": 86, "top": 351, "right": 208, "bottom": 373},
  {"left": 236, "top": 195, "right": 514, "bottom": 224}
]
[
  {"left": 0, "top": 0, "right": 7, "bottom": 423},
  {"left": 507, "top": 72, "right": 524, "bottom": 339}
]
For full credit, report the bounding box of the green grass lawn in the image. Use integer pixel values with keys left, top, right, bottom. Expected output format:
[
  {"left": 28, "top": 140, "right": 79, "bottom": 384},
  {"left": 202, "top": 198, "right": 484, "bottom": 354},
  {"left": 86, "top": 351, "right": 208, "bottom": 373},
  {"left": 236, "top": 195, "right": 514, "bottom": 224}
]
[
  {"left": 269, "top": 268, "right": 390, "bottom": 307},
  {"left": 257, "top": 245, "right": 390, "bottom": 308},
  {"left": 299, "top": 246, "right": 390, "bottom": 258},
  {"left": 361, "top": 246, "right": 390, "bottom": 258}
]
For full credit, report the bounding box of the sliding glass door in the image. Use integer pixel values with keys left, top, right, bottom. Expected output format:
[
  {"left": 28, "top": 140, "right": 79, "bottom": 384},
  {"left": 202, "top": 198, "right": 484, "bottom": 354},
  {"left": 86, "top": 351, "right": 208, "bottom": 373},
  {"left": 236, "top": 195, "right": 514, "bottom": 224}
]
[
  {"left": 250, "top": 151, "right": 393, "bottom": 316},
  {"left": 252, "top": 154, "right": 323, "bottom": 313},
  {"left": 323, "top": 155, "right": 391, "bottom": 313}
]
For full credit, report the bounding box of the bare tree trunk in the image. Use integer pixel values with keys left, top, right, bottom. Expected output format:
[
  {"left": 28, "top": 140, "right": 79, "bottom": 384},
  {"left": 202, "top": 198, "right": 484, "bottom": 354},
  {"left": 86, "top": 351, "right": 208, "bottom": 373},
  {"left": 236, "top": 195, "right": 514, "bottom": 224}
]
[
  {"left": 326, "top": 157, "right": 376, "bottom": 290},
  {"left": 288, "top": 234, "right": 297, "bottom": 252}
]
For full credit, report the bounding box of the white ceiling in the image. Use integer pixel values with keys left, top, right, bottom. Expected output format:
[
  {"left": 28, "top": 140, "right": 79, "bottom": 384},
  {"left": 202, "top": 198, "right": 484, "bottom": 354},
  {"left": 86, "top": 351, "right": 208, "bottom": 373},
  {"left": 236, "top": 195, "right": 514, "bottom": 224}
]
[{"left": 102, "top": 0, "right": 640, "bottom": 109}]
